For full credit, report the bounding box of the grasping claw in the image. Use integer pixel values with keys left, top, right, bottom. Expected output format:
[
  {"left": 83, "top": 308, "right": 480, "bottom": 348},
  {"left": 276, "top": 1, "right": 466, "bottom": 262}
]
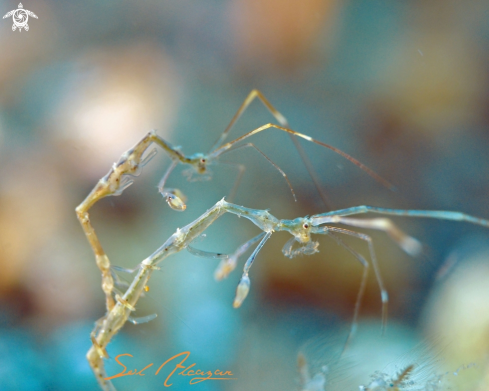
[
  {"left": 233, "top": 274, "right": 251, "bottom": 308},
  {"left": 162, "top": 189, "right": 187, "bottom": 211}
]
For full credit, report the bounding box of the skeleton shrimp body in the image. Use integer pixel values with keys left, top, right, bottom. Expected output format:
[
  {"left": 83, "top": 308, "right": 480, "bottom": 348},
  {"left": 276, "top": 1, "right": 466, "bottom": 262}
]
[
  {"left": 156, "top": 89, "right": 393, "bottom": 211},
  {"left": 186, "top": 201, "right": 489, "bottom": 350},
  {"left": 84, "top": 198, "right": 489, "bottom": 391}
]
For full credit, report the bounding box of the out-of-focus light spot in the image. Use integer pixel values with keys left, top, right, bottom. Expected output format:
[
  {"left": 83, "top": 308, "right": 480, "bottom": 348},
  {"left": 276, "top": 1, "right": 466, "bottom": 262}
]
[{"left": 51, "top": 43, "right": 181, "bottom": 178}]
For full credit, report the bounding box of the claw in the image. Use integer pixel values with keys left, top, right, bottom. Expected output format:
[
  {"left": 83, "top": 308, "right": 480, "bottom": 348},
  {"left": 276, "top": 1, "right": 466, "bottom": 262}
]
[
  {"left": 233, "top": 274, "right": 251, "bottom": 308},
  {"left": 162, "top": 189, "right": 187, "bottom": 211},
  {"left": 214, "top": 257, "right": 238, "bottom": 281}
]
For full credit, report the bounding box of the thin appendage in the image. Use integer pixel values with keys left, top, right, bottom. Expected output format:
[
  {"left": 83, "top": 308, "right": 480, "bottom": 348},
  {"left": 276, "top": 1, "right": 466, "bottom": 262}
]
[
  {"left": 111, "top": 264, "right": 142, "bottom": 274},
  {"left": 186, "top": 246, "right": 229, "bottom": 259},
  {"left": 128, "top": 313, "right": 158, "bottom": 325},
  {"left": 233, "top": 231, "right": 272, "bottom": 308},
  {"left": 150, "top": 133, "right": 186, "bottom": 162},
  {"left": 209, "top": 89, "right": 331, "bottom": 209},
  {"left": 210, "top": 89, "right": 289, "bottom": 151},
  {"left": 220, "top": 142, "right": 297, "bottom": 202},
  {"left": 219, "top": 162, "right": 245, "bottom": 203},
  {"left": 312, "top": 206, "right": 489, "bottom": 228},
  {"left": 210, "top": 124, "right": 394, "bottom": 191},
  {"left": 316, "top": 225, "right": 389, "bottom": 334},
  {"left": 215, "top": 232, "right": 267, "bottom": 281},
  {"left": 157, "top": 160, "right": 189, "bottom": 211},
  {"left": 242, "top": 231, "right": 273, "bottom": 275},
  {"left": 317, "top": 229, "right": 370, "bottom": 352},
  {"left": 288, "top": 135, "right": 333, "bottom": 210},
  {"left": 186, "top": 232, "right": 268, "bottom": 280},
  {"left": 157, "top": 160, "right": 178, "bottom": 194},
  {"left": 330, "top": 217, "right": 423, "bottom": 256}
]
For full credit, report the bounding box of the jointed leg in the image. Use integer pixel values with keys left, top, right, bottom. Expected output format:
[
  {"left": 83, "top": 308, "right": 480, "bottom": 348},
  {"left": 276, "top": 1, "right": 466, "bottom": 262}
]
[
  {"left": 233, "top": 231, "right": 273, "bottom": 308},
  {"left": 316, "top": 228, "right": 370, "bottom": 351},
  {"left": 217, "top": 161, "right": 246, "bottom": 203},
  {"left": 187, "top": 232, "right": 268, "bottom": 280},
  {"left": 326, "top": 216, "right": 422, "bottom": 256},
  {"left": 210, "top": 124, "right": 394, "bottom": 191},
  {"left": 220, "top": 142, "right": 297, "bottom": 202},
  {"left": 288, "top": 135, "right": 333, "bottom": 209},
  {"left": 312, "top": 206, "right": 489, "bottom": 228},
  {"left": 158, "top": 160, "right": 187, "bottom": 211},
  {"left": 210, "top": 89, "right": 289, "bottom": 151},
  {"left": 209, "top": 90, "right": 330, "bottom": 207},
  {"left": 316, "top": 225, "right": 389, "bottom": 333},
  {"left": 76, "top": 131, "right": 158, "bottom": 311}
]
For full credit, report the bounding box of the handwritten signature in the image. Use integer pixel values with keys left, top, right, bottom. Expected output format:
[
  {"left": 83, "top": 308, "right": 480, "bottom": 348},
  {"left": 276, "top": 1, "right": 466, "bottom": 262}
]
[{"left": 105, "top": 351, "right": 236, "bottom": 386}]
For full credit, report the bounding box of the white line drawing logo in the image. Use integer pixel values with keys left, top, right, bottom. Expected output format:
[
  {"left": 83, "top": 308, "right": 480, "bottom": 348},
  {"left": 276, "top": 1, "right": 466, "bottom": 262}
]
[{"left": 3, "top": 3, "right": 37, "bottom": 32}]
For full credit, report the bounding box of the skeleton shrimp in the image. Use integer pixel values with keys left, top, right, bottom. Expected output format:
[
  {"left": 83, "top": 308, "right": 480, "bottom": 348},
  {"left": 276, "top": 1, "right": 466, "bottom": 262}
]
[
  {"left": 187, "top": 201, "right": 489, "bottom": 349},
  {"left": 76, "top": 89, "right": 392, "bottom": 312},
  {"left": 156, "top": 89, "right": 393, "bottom": 211},
  {"left": 85, "top": 198, "right": 489, "bottom": 391}
]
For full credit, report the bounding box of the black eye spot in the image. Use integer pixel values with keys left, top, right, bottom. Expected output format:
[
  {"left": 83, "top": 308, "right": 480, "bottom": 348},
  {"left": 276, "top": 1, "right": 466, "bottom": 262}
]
[
  {"left": 201, "top": 158, "right": 206, "bottom": 163},
  {"left": 303, "top": 223, "right": 309, "bottom": 229}
]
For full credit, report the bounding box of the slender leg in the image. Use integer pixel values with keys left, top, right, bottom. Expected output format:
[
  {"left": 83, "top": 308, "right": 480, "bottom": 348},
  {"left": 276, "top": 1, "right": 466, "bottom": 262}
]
[
  {"left": 233, "top": 231, "right": 273, "bottom": 308},
  {"left": 242, "top": 231, "right": 272, "bottom": 275},
  {"left": 311, "top": 205, "right": 489, "bottom": 228},
  {"left": 210, "top": 89, "right": 289, "bottom": 150},
  {"left": 210, "top": 124, "right": 394, "bottom": 191},
  {"left": 215, "top": 233, "right": 267, "bottom": 281},
  {"left": 316, "top": 228, "right": 370, "bottom": 351},
  {"left": 209, "top": 89, "right": 331, "bottom": 209},
  {"left": 157, "top": 160, "right": 178, "bottom": 194},
  {"left": 158, "top": 160, "right": 187, "bottom": 211},
  {"left": 288, "top": 135, "right": 333, "bottom": 209},
  {"left": 220, "top": 142, "right": 297, "bottom": 202},
  {"left": 217, "top": 161, "right": 246, "bottom": 203},
  {"left": 315, "top": 225, "right": 389, "bottom": 334},
  {"left": 187, "top": 232, "right": 267, "bottom": 280},
  {"left": 186, "top": 246, "right": 230, "bottom": 259},
  {"left": 323, "top": 216, "right": 422, "bottom": 256},
  {"left": 128, "top": 313, "right": 158, "bottom": 325}
]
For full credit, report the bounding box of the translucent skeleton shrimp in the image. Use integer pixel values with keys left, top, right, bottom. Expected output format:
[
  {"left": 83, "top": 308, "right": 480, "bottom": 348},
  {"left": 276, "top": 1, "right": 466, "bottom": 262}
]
[
  {"left": 83, "top": 197, "right": 489, "bottom": 391},
  {"left": 76, "top": 90, "right": 392, "bottom": 312},
  {"left": 157, "top": 89, "right": 393, "bottom": 211}
]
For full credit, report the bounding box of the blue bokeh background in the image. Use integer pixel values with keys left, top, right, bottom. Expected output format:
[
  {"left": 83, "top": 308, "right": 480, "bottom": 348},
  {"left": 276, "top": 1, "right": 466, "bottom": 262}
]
[{"left": 1, "top": 0, "right": 489, "bottom": 390}]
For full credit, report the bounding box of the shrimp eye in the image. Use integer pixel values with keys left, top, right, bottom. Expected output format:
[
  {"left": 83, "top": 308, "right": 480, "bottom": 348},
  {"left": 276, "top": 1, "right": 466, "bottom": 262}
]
[
  {"left": 200, "top": 158, "right": 206, "bottom": 163},
  {"left": 303, "top": 223, "right": 309, "bottom": 229}
]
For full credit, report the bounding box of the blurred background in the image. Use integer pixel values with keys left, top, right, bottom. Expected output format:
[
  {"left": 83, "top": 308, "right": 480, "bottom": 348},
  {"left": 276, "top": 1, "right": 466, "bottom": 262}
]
[{"left": 1, "top": 0, "right": 489, "bottom": 390}]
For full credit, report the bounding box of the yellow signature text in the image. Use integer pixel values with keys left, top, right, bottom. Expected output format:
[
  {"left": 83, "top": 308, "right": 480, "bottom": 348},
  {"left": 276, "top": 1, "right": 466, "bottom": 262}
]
[{"left": 105, "top": 351, "right": 235, "bottom": 386}]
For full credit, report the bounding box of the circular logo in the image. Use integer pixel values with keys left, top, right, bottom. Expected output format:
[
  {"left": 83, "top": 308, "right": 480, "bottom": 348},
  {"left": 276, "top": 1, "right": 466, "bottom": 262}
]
[{"left": 13, "top": 9, "right": 28, "bottom": 28}]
